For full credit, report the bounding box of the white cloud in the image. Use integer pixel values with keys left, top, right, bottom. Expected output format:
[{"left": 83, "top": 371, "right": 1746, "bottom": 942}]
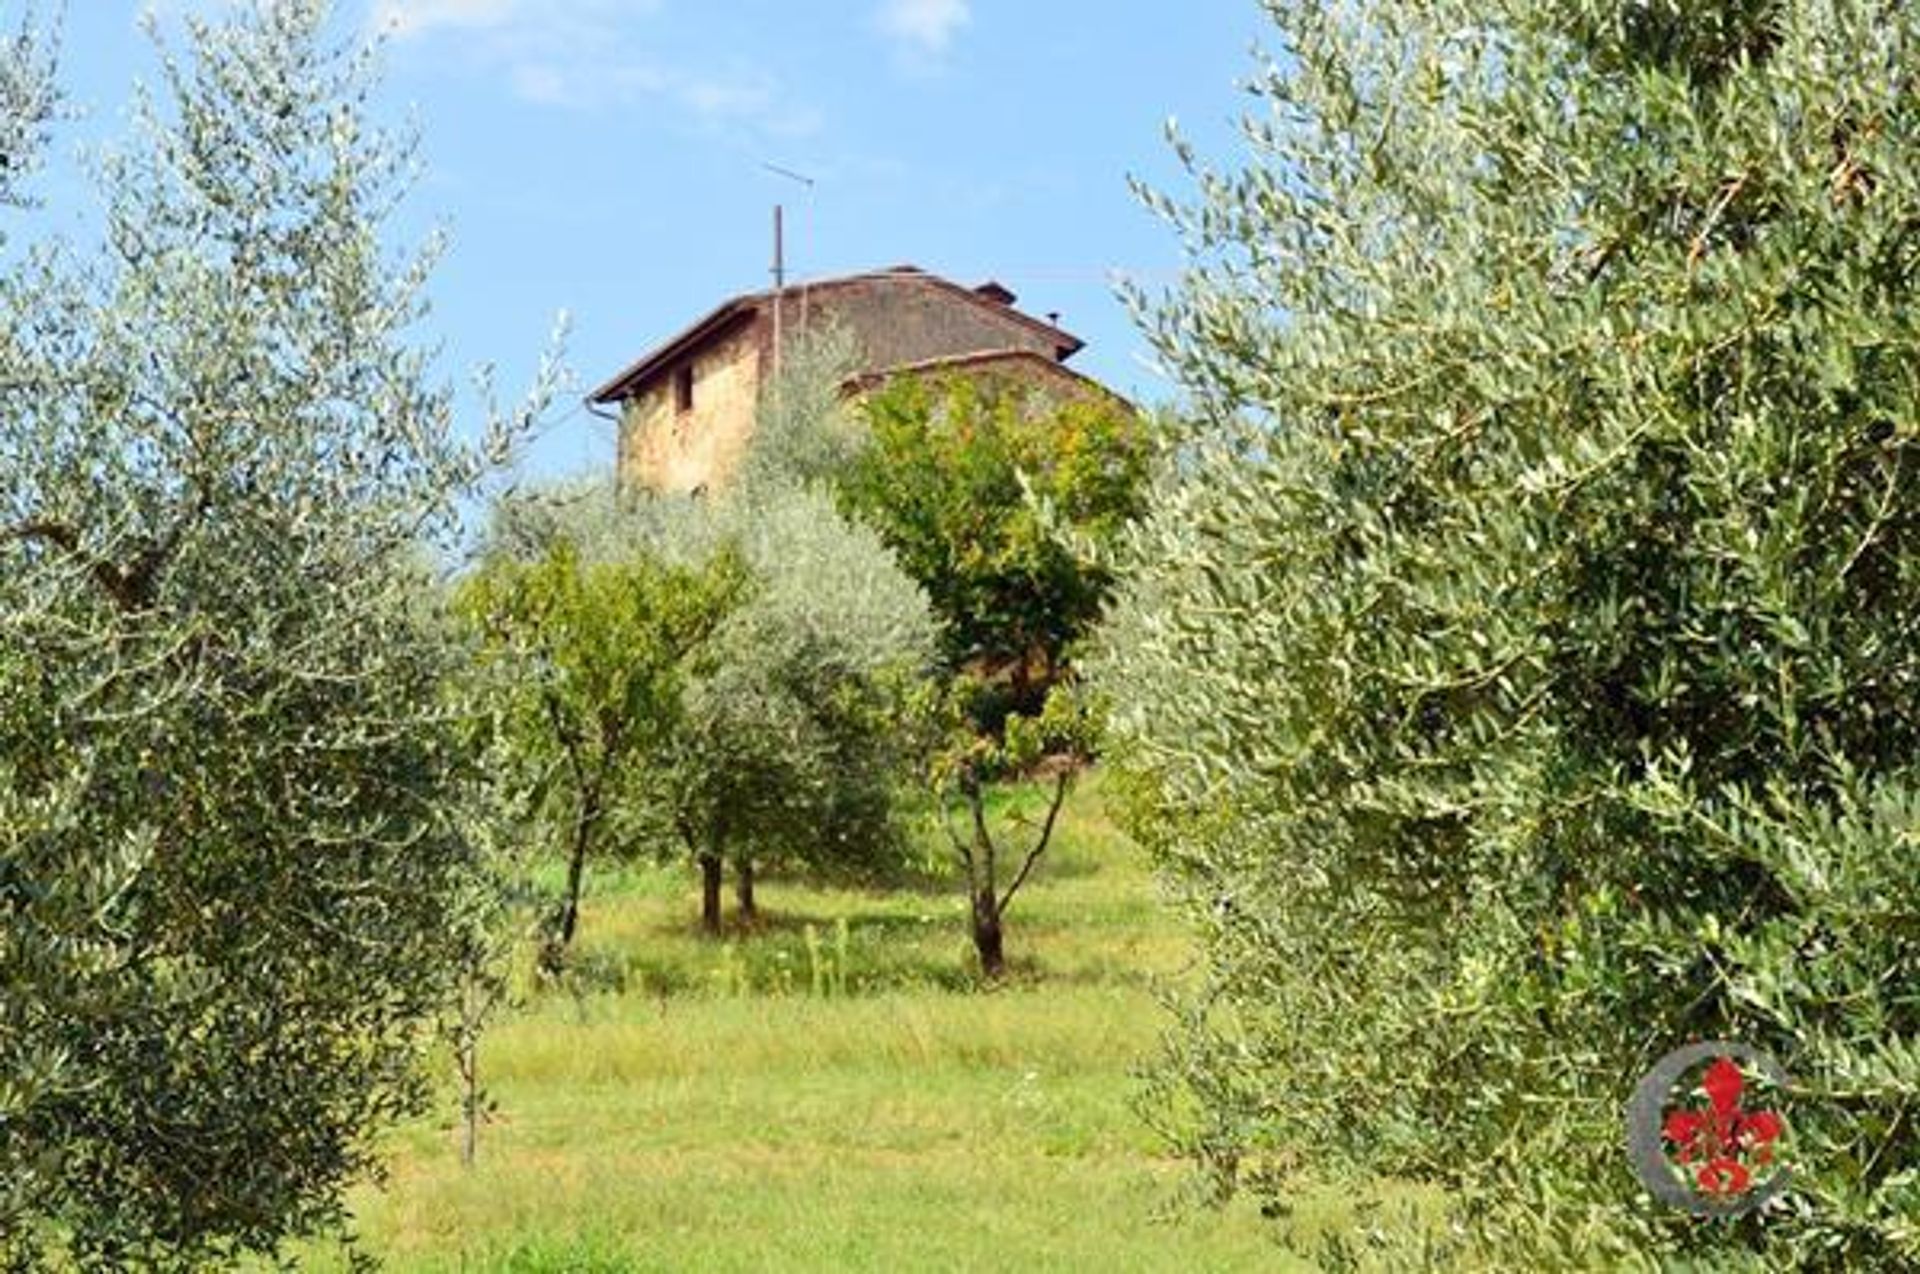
[
  {"left": 372, "top": 1, "right": 819, "bottom": 139},
  {"left": 506, "top": 58, "right": 818, "bottom": 135},
  {"left": 874, "top": 0, "right": 970, "bottom": 56}
]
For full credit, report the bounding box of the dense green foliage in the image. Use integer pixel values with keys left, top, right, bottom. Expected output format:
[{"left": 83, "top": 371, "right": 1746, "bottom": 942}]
[
  {"left": 0, "top": 3, "right": 554, "bottom": 1266},
  {"left": 839, "top": 374, "right": 1149, "bottom": 719},
  {"left": 1093, "top": 1, "right": 1920, "bottom": 1266}
]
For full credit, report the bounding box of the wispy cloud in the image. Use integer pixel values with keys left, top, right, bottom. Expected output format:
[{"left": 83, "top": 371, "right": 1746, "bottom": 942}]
[
  {"left": 372, "top": 0, "right": 820, "bottom": 139},
  {"left": 508, "top": 59, "right": 821, "bottom": 137},
  {"left": 874, "top": 0, "right": 970, "bottom": 58}
]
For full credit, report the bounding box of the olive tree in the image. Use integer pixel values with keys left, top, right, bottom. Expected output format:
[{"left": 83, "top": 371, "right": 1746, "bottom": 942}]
[
  {"left": 692, "top": 343, "right": 943, "bottom": 922},
  {"left": 673, "top": 481, "right": 938, "bottom": 926},
  {"left": 0, "top": 3, "right": 556, "bottom": 1266},
  {"left": 1093, "top": 1, "right": 1920, "bottom": 1267},
  {"left": 0, "top": 7, "right": 54, "bottom": 208}
]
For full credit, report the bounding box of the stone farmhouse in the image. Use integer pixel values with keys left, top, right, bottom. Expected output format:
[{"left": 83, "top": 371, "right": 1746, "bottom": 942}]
[{"left": 587, "top": 265, "right": 1125, "bottom": 494}]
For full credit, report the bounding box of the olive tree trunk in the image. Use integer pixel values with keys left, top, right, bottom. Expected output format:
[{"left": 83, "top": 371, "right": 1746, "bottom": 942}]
[
  {"left": 699, "top": 853, "right": 723, "bottom": 936},
  {"left": 736, "top": 857, "right": 757, "bottom": 923}
]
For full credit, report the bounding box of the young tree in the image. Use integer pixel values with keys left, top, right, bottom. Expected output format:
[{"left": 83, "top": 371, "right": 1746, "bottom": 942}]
[
  {"left": 438, "top": 707, "right": 546, "bottom": 1171},
  {"left": 0, "top": 3, "right": 557, "bottom": 1267},
  {"left": 1094, "top": 1, "right": 1920, "bottom": 1266},
  {"left": 925, "top": 679, "right": 1093, "bottom": 979},
  {"left": 838, "top": 374, "right": 1149, "bottom": 720},
  {"left": 658, "top": 480, "right": 938, "bottom": 930},
  {"left": 456, "top": 531, "right": 746, "bottom": 959}
]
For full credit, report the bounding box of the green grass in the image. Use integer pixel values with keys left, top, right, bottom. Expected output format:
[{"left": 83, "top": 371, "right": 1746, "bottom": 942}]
[{"left": 290, "top": 774, "right": 1390, "bottom": 1271}]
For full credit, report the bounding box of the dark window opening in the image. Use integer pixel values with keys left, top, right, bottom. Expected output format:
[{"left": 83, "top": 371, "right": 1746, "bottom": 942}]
[{"left": 674, "top": 363, "right": 695, "bottom": 413}]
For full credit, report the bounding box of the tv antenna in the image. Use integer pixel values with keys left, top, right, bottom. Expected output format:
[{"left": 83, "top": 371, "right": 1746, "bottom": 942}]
[{"left": 763, "top": 162, "right": 816, "bottom": 379}]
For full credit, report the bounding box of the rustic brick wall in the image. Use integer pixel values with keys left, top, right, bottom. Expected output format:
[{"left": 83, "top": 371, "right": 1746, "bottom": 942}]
[{"left": 617, "top": 317, "right": 766, "bottom": 493}]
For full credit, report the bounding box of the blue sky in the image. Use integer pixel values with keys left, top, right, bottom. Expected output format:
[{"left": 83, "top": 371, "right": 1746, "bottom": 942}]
[{"left": 45, "top": 2, "right": 1264, "bottom": 481}]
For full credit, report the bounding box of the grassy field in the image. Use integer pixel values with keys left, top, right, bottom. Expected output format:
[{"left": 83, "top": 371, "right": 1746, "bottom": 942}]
[{"left": 292, "top": 775, "right": 1365, "bottom": 1271}]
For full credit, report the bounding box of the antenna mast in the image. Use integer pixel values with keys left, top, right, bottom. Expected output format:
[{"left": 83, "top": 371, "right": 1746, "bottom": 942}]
[
  {"left": 772, "top": 203, "right": 785, "bottom": 380},
  {"left": 763, "top": 163, "right": 815, "bottom": 382}
]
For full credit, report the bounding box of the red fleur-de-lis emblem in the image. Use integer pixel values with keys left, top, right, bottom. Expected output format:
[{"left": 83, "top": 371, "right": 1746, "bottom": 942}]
[{"left": 1661, "top": 1056, "right": 1784, "bottom": 1197}]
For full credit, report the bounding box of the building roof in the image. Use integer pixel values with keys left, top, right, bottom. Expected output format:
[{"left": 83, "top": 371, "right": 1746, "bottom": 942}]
[{"left": 586, "top": 265, "right": 1086, "bottom": 405}]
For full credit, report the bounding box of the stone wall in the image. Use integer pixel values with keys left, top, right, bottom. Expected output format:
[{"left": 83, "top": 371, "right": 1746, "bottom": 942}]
[{"left": 617, "top": 316, "right": 765, "bottom": 494}]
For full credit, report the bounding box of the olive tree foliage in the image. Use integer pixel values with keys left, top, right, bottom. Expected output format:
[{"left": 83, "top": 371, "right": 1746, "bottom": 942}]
[
  {"left": 734, "top": 322, "right": 870, "bottom": 494},
  {"left": 0, "top": 7, "right": 55, "bottom": 209},
  {"left": 1092, "top": 1, "right": 1920, "bottom": 1267},
  {"left": 0, "top": 3, "right": 558, "bottom": 1267},
  {"left": 661, "top": 482, "right": 938, "bottom": 926},
  {"left": 707, "top": 339, "right": 943, "bottom": 913}
]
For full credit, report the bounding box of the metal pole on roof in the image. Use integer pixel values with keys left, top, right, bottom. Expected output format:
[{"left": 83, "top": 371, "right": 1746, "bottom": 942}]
[
  {"left": 762, "top": 163, "right": 815, "bottom": 384},
  {"left": 772, "top": 203, "right": 784, "bottom": 381}
]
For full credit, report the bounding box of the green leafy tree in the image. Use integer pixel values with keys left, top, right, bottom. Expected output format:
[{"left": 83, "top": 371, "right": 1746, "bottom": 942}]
[
  {"left": 0, "top": 2, "right": 557, "bottom": 1267},
  {"left": 839, "top": 373, "right": 1149, "bottom": 721},
  {"left": 1093, "top": 1, "right": 1920, "bottom": 1267},
  {"left": 457, "top": 532, "right": 746, "bottom": 957}
]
